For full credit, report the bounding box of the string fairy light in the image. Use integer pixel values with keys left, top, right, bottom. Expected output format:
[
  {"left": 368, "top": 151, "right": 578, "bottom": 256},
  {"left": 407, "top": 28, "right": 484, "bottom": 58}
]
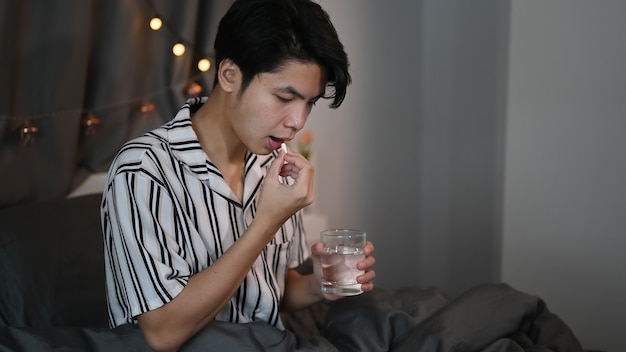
[
  {"left": 143, "top": 0, "right": 212, "bottom": 71},
  {"left": 138, "top": 101, "right": 156, "bottom": 121},
  {"left": 138, "top": 102, "right": 155, "bottom": 113},
  {"left": 2, "top": 73, "right": 205, "bottom": 146},
  {"left": 197, "top": 58, "right": 211, "bottom": 72},
  {"left": 81, "top": 112, "right": 101, "bottom": 136},
  {"left": 172, "top": 42, "right": 186, "bottom": 56},
  {"left": 1, "top": 1, "right": 214, "bottom": 147},
  {"left": 184, "top": 82, "right": 203, "bottom": 98},
  {"left": 17, "top": 122, "right": 39, "bottom": 147},
  {"left": 149, "top": 16, "right": 162, "bottom": 30}
]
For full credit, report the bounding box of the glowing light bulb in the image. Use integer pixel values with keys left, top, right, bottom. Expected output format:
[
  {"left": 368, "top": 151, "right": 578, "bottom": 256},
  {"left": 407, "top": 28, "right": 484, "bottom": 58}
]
[
  {"left": 197, "top": 58, "right": 211, "bottom": 72},
  {"left": 138, "top": 102, "right": 156, "bottom": 121},
  {"left": 172, "top": 42, "right": 185, "bottom": 56},
  {"left": 17, "top": 122, "right": 39, "bottom": 147},
  {"left": 185, "top": 82, "right": 202, "bottom": 98},
  {"left": 81, "top": 113, "right": 101, "bottom": 136},
  {"left": 139, "top": 102, "right": 155, "bottom": 113},
  {"left": 149, "top": 17, "right": 162, "bottom": 30}
]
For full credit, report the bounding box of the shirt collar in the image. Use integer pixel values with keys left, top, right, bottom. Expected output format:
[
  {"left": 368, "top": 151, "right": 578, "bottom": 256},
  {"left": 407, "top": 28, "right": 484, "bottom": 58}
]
[
  {"left": 166, "top": 97, "right": 214, "bottom": 181},
  {"left": 166, "top": 97, "right": 276, "bottom": 207}
]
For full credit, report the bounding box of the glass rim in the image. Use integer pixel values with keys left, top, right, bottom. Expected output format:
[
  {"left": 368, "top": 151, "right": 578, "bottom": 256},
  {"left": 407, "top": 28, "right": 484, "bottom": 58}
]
[{"left": 320, "top": 229, "right": 366, "bottom": 237}]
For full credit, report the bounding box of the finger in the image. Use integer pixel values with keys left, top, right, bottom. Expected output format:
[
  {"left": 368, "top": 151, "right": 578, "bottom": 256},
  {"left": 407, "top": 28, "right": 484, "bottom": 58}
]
[
  {"left": 358, "top": 269, "right": 376, "bottom": 284},
  {"left": 363, "top": 241, "right": 375, "bottom": 256},
  {"left": 283, "top": 154, "right": 313, "bottom": 178},
  {"left": 267, "top": 150, "right": 286, "bottom": 179},
  {"left": 357, "top": 255, "right": 375, "bottom": 271},
  {"left": 282, "top": 152, "right": 308, "bottom": 167},
  {"left": 289, "top": 159, "right": 314, "bottom": 196},
  {"left": 360, "top": 282, "right": 375, "bottom": 292},
  {"left": 278, "top": 164, "right": 301, "bottom": 178},
  {"left": 310, "top": 242, "right": 324, "bottom": 256}
]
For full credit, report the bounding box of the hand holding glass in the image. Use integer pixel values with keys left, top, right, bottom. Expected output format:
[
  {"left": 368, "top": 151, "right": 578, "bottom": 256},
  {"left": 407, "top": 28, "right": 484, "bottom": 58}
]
[{"left": 320, "top": 229, "right": 366, "bottom": 296}]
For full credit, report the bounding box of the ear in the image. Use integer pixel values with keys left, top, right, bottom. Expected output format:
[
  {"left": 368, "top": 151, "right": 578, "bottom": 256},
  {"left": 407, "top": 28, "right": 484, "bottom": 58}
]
[{"left": 217, "top": 58, "right": 240, "bottom": 93}]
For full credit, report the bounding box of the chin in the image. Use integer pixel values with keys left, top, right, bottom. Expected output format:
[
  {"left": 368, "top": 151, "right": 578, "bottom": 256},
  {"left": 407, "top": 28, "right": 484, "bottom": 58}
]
[{"left": 252, "top": 146, "right": 274, "bottom": 156}]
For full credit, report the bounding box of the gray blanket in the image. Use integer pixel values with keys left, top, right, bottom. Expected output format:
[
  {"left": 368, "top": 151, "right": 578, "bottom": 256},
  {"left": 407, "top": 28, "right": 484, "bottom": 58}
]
[
  {"left": 0, "top": 284, "right": 584, "bottom": 352},
  {"left": 0, "top": 195, "right": 586, "bottom": 351}
]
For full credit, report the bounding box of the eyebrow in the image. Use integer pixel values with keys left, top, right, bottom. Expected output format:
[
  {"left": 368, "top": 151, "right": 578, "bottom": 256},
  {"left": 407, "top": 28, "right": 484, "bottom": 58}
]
[{"left": 276, "top": 86, "right": 325, "bottom": 101}]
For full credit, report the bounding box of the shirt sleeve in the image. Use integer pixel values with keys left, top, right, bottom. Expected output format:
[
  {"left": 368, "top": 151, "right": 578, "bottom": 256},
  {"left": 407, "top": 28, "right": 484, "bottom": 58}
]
[{"left": 102, "top": 170, "right": 192, "bottom": 325}]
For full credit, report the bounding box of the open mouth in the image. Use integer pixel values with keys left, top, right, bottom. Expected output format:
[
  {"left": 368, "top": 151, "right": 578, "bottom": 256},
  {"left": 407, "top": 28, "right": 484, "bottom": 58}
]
[{"left": 269, "top": 136, "right": 284, "bottom": 150}]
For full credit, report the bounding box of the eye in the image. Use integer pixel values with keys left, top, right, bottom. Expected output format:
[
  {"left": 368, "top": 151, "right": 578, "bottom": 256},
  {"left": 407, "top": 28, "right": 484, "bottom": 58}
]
[{"left": 276, "top": 95, "right": 292, "bottom": 103}]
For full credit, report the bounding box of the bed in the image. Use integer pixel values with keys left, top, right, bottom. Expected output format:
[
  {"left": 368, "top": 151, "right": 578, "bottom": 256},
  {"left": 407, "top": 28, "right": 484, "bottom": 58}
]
[{"left": 0, "top": 192, "right": 590, "bottom": 351}]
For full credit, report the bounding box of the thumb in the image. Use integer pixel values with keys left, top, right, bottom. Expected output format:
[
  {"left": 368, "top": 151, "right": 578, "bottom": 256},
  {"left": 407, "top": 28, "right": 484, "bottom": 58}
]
[
  {"left": 311, "top": 242, "right": 324, "bottom": 257},
  {"left": 267, "top": 151, "right": 285, "bottom": 179}
]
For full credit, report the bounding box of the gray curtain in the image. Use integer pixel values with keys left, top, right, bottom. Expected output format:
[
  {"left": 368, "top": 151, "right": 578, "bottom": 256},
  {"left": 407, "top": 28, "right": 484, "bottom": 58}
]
[{"left": 0, "top": 0, "right": 233, "bottom": 207}]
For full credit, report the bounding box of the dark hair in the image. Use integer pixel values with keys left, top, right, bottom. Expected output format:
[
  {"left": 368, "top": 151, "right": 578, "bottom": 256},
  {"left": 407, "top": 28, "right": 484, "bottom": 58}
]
[{"left": 214, "top": 0, "right": 351, "bottom": 108}]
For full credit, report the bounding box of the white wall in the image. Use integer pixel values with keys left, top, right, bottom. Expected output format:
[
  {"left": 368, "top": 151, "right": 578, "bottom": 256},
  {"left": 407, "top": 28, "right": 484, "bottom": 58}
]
[
  {"left": 303, "top": 1, "right": 625, "bottom": 350},
  {"left": 416, "top": 0, "right": 507, "bottom": 295},
  {"left": 502, "top": 1, "right": 626, "bottom": 351},
  {"left": 310, "top": 0, "right": 424, "bottom": 289},
  {"left": 309, "top": 0, "right": 505, "bottom": 295}
]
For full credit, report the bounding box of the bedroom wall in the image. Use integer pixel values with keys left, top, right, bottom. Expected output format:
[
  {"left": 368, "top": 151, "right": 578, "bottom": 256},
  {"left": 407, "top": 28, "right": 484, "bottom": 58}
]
[
  {"left": 308, "top": 1, "right": 624, "bottom": 350},
  {"left": 501, "top": 1, "right": 626, "bottom": 351},
  {"left": 308, "top": 0, "right": 423, "bottom": 291},
  {"left": 309, "top": 0, "right": 506, "bottom": 296}
]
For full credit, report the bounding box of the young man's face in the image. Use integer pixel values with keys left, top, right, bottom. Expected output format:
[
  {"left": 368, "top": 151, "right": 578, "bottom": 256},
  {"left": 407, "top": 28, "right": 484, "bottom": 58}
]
[{"left": 230, "top": 60, "right": 326, "bottom": 155}]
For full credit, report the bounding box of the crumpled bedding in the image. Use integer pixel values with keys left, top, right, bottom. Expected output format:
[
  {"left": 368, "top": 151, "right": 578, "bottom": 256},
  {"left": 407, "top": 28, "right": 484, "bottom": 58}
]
[
  {"left": 0, "top": 283, "right": 585, "bottom": 352},
  {"left": 0, "top": 195, "right": 587, "bottom": 351}
]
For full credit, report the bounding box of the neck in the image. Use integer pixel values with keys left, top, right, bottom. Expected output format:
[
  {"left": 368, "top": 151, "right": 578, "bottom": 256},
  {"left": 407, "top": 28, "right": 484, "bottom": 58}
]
[
  {"left": 192, "top": 94, "right": 247, "bottom": 202},
  {"left": 192, "top": 93, "right": 247, "bottom": 165}
]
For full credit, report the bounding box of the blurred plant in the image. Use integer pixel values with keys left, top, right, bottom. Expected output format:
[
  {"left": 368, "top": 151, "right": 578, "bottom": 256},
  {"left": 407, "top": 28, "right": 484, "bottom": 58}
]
[{"left": 295, "top": 129, "right": 313, "bottom": 160}]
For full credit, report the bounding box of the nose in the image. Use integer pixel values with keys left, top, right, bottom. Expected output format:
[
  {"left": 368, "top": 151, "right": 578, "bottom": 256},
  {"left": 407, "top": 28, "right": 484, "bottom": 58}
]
[{"left": 284, "top": 104, "right": 309, "bottom": 131}]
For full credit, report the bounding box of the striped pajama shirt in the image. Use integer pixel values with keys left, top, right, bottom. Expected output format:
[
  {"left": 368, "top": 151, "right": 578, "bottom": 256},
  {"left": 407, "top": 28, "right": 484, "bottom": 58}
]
[{"left": 101, "top": 97, "right": 309, "bottom": 329}]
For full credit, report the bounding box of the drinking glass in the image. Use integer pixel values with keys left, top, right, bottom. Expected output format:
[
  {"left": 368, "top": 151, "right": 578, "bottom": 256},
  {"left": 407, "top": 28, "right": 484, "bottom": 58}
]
[{"left": 320, "top": 229, "right": 366, "bottom": 296}]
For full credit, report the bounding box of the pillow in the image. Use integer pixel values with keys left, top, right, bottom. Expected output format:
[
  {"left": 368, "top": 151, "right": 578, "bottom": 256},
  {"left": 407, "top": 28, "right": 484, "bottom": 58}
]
[{"left": 0, "top": 194, "right": 108, "bottom": 328}]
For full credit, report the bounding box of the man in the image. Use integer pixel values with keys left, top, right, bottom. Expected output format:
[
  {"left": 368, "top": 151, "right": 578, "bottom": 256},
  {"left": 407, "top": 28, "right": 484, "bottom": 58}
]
[{"left": 101, "top": 0, "right": 376, "bottom": 351}]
